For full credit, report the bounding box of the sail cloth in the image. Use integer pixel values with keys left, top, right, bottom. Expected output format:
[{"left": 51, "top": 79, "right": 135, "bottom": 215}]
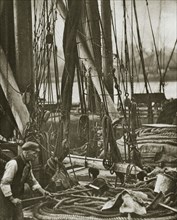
[
  {"left": 60, "top": 0, "right": 102, "bottom": 114},
  {"left": 61, "top": 0, "right": 82, "bottom": 112},
  {"left": 77, "top": 0, "right": 114, "bottom": 116},
  {"left": 80, "top": 0, "right": 102, "bottom": 75},
  {"left": 79, "top": 0, "right": 102, "bottom": 113},
  {"left": 0, "top": 86, "right": 17, "bottom": 139},
  {"left": 0, "top": 46, "right": 30, "bottom": 137},
  {"left": 60, "top": 0, "right": 82, "bottom": 139},
  {"left": 56, "top": 0, "right": 120, "bottom": 122}
]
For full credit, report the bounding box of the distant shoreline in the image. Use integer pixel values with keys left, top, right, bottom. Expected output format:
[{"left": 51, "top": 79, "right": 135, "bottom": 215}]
[
  {"left": 51, "top": 69, "right": 177, "bottom": 83},
  {"left": 134, "top": 70, "right": 177, "bottom": 82}
]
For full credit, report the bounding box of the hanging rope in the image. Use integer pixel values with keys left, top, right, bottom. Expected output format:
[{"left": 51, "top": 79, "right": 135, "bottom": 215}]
[
  {"left": 52, "top": 10, "right": 61, "bottom": 105},
  {"left": 102, "top": 115, "right": 110, "bottom": 160},
  {"left": 77, "top": 114, "right": 89, "bottom": 144},
  {"left": 112, "top": 69, "right": 141, "bottom": 164},
  {"left": 76, "top": 59, "right": 87, "bottom": 114},
  {"left": 112, "top": 69, "right": 127, "bottom": 121},
  {"left": 102, "top": 115, "right": 123, "bottom": 169},
  {"left": 31, "top": 0, "right": 66, "bottom": 166}
]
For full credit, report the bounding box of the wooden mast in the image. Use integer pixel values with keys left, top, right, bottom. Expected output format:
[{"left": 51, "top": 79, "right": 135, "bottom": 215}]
[
  {"left": 101, "top": 0, "right": 114, "bottom": 100},
  {"left": 123, "top": 0, "right": 132, "bottom": 96},
  {"left": 13, "top": 0, "right": 35, "bottom": 110}
]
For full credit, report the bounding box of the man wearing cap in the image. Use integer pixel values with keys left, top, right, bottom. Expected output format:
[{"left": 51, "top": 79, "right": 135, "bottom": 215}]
[{"left": 0, "top": 141, "right": 50, "bottom": 220}]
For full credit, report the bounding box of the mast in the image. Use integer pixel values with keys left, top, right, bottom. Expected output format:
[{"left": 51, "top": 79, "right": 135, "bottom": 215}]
[
  {"left": 13, "top": 0, "right": 34, "bottom": 110},
  {"left": 133, "top": 0, "right": 149, "bottom": 94},
  {"left": 101, "top": 0, "right": 114, "bottom": 100},
  {"left": 122, "top": 0, "right": 132, "bottom": 96}
]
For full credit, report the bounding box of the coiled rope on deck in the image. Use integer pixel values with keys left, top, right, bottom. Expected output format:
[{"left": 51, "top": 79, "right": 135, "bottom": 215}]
[
  {"left": 33, "top": 186, "right": 177, "bottom": 220},
  {"left": 34, "top": 201, "right": 177, "bottom": 220}
]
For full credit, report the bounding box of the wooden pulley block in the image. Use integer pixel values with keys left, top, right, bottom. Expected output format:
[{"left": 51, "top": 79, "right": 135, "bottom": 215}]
[{"left": 46, "top": 32, "right": 53, "bottom": 44}]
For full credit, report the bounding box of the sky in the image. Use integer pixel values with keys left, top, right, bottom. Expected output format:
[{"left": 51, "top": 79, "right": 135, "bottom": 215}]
[
  {"left": 110, "top": 0, "right": 177, "bottom": 52},
  {"left": 54, "top": 0, "right": 177, "bottom": 56},
  {"left": 33, "top": 0, "right": 177, "bottom": 100}
]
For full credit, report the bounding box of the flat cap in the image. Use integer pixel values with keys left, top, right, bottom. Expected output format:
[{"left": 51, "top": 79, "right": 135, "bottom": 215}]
[{"left": 22, "top": 141, "right": 40, "bottom": 152}]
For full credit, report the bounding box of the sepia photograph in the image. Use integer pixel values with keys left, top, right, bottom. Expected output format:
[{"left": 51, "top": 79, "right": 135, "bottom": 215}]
[{"left": 0, "top": 0, "right": 177, "bottom": 219}]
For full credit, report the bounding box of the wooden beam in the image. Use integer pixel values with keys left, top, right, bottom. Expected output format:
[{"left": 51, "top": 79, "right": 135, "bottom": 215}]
[{"left": 64, "top": 154, "right": 142, "bottom": 174}]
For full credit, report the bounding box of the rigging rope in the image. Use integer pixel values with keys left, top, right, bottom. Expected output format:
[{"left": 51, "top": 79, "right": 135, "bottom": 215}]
[
  {"left": 130, "top": 0, "right": 134, "bottom": 96},
  {"left": 84, "top": 1, "right": 109, "bottom": 116},
  {"left": 110, "top": 12, "right": 126, "bottom": 95},
  {"left": 161, "top": 38, "right": 177, "bottom": 92},
  {"left": 123, "top": 0, "right": 132, "bottom": 97},
  {"left": 133, "top": 0, "right": 149, "bottom": 94},
  {"left": 102, "top": 114, "right": 123, "bottom": 168},
  {"left": 76, "top": 59, "right": 87, "bottom": 114},
  {"left": 145, "top": 0, "right": 163, "bottom": 93},
  {"left": 32, "top": 0, "right": 67, "bottom": 164}
]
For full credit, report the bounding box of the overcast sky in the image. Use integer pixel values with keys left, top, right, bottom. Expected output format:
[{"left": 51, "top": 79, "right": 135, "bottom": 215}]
[
  {"left": 55, "top": 0, "right": 177, "bottom": 55},
  {"left": 110, "top": 0, "right": 177, "bottom": 52}
]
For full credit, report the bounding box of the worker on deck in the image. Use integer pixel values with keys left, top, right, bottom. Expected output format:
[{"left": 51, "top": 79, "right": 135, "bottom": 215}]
[{"left": 0, "top": 141, "right": 50, "bottom": 220}]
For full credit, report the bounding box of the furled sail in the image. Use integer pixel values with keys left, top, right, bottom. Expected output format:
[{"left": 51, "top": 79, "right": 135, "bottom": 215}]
[
  {"left": 61, "top": 0, "right": 82, "bottom": 139},
  {"left": 56, "top": 0, "right": 120, "bottom": 122},
  {"left": 0, "top": 46, "right": 30, "bottom": 136}
]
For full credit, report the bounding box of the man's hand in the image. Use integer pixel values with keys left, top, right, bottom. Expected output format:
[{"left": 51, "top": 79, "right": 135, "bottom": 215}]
[
  {"left": 38, "top": 187, "right": 51, "bottom": 196},
  {"left": 9, "top": 196, "right": 21, "bottom": 206},
  {"left": 45, "top": 190, "right": 52, "bottom": 196}
]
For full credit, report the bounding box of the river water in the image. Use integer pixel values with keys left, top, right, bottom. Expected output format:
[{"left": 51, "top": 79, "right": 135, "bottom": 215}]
[
  {"left": 72, "top": 81, "right": 177, "bottom": 103},
  {"left": 40, "top": 81, "right": 177, "bottom": 104}
]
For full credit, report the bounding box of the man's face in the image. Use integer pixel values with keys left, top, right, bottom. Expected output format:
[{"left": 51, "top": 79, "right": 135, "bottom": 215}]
[{"left": 25, "top": 150, "right": 39, "bottom": 161}]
